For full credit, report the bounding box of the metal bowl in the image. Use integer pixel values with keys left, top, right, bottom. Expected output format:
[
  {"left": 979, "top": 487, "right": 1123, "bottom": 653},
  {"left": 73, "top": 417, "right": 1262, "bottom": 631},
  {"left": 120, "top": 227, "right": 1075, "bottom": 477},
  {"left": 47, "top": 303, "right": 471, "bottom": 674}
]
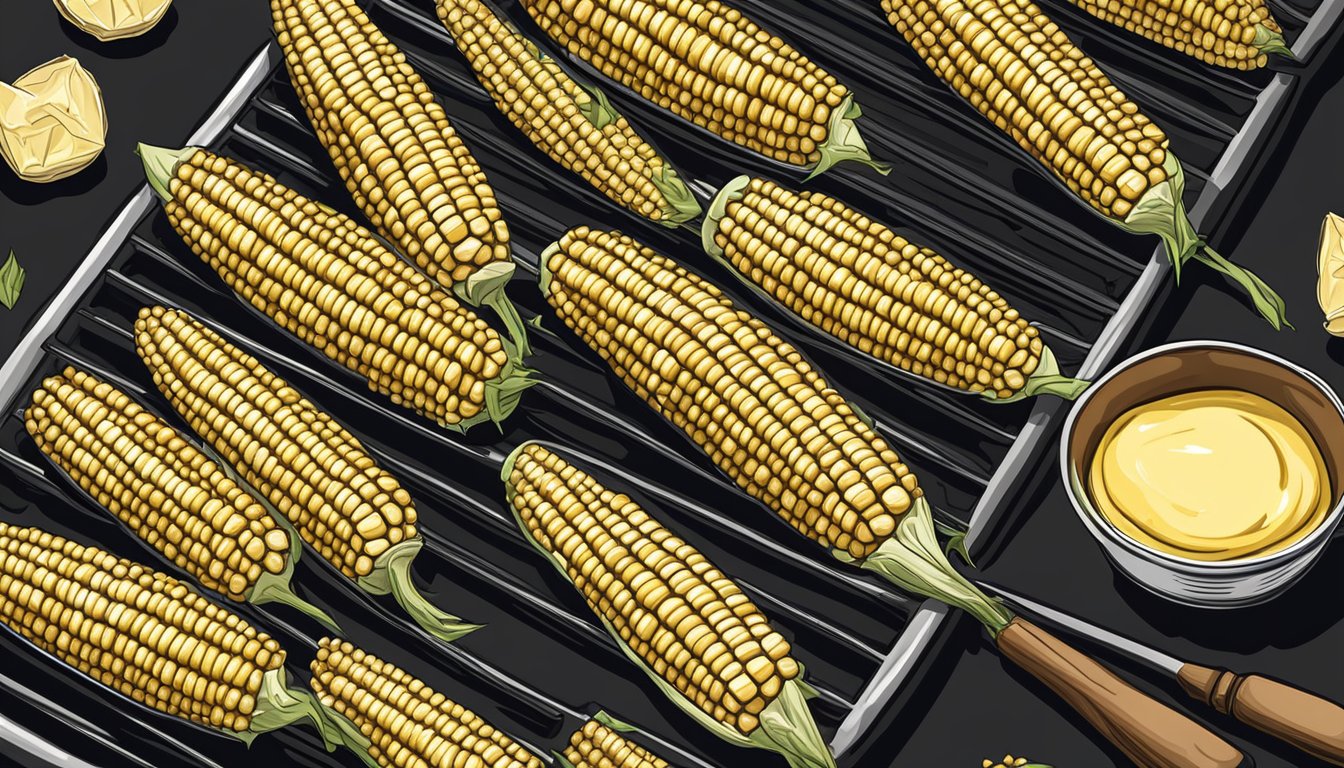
[{"left": 1061, "top": 340, "right": 1344, "bottom": 608}]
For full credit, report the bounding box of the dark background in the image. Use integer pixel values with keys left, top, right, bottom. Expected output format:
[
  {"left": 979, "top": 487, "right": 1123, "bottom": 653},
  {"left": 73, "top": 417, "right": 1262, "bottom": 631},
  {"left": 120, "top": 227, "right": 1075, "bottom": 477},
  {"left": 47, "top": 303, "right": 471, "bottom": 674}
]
[{"left": 4, "top": 3, "right": 1344, "bottom": 768}]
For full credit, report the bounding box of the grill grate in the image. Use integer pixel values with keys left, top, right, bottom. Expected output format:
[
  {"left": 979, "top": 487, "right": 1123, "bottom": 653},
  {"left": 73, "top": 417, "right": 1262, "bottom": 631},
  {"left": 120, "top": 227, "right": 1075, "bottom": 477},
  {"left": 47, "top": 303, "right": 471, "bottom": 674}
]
[{"left": 0, "top": 0, "right": 1338, "bottom": 766}]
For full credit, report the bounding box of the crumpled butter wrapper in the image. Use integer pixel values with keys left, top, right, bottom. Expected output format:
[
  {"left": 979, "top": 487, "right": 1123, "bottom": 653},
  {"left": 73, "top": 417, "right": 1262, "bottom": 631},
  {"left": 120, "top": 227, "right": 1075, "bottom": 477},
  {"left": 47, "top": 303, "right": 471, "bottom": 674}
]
[
  {"left": 1317, "top": 213, "right": 1344, "bottom": 336},
  {"left": 0, "top": 56, "right": 107, "bottom": 183},
  {"left": 52, "top": 0, "right": 173, "bottom": 42}
]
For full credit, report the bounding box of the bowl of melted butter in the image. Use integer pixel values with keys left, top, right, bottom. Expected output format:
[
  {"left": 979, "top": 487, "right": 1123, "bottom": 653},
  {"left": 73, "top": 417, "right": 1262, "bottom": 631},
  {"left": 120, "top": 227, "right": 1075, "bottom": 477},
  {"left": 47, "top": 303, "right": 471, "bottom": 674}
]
[{"left": 1063, "top": 341, "right": 1344, "bottom": 607}]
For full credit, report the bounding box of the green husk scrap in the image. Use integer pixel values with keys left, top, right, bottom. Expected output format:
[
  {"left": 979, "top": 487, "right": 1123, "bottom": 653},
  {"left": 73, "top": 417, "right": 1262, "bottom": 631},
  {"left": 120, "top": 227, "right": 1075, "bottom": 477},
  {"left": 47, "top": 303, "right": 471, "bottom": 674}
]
[
  {"left": 806, "top": 94, "right": 890, "bottom": 180},
  {"left": 838, "top": 497, "right": 1014, "bottom": 636},
  {"left": 574, "top": 82, "right": 621, "bottom": 131},
  {"left": 1115, "top": 152, "right": 1288, "bottom": 329},
  {"left": 307, "top": 696, "right": 382, "bottom": 768},
  {"left": 356, "top": 537, "right": 483, "bottom": 644},
  {"left": 1254, "top": 24, "right": 1294, "bottom": 58},
  {"left": 592, "top": 710, "right": 640, "bottom": 733},
  {"left": 0, "top": 251, "right": 26, "bottom": 310},
  {"left": 705, "top": 176, "right": 1089, "bottom": 403},
  {"left": 446, "top": 339, "right": 537, "bottom": 435},
  {"left": 538, "top": 241, "right": 561, "bottom": 298},
  {"left": 501, "top": 442, "right": 836, "bottom": 768}
]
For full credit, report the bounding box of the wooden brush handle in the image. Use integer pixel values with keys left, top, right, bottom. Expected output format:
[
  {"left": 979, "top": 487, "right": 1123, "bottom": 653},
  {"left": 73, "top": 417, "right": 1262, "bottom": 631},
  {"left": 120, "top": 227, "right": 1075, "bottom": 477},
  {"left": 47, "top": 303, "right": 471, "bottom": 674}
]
[
  {"left": 1179, "top": 664, "right": 1344, "bottom": 765},
  {"left": 997, "top": 619, "right": 1247, "bottom": 768}
]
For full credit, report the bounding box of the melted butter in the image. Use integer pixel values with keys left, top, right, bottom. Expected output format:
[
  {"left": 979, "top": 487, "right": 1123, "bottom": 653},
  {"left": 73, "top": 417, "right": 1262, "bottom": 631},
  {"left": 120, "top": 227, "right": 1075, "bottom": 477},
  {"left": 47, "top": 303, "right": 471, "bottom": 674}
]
[{"left": 1089, "top": 389, "right": 1330, "bottom": 561}]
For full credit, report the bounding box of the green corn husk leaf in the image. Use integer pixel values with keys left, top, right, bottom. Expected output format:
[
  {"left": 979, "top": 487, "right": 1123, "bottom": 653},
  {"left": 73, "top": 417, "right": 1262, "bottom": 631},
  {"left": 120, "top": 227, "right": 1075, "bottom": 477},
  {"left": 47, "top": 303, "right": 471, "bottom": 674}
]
[
  {"left": 501, "top": 442, "right": 835, "bottom": 768},
  {"left": 840, "top": 497, "right": 1014, "bottom": 636},
  {"left": 1254, "top": 24, "right": 1294, "bottom": 58},
  {"left": 454, "top": 261, "right": 534, "bottom": 359},
  {"left": 183, "top": 439, "right": 343, "bottom": 634},
  {"left": 806, "top": 95, "right": 890, "bottom": 180},
  {"left": 592, "top": 710, "right": 641, "bottom": 733},
  {"left": 705, "top": 176, "right": 1087, "bottom": 403},
  {"left": 356, "top": 537, "right": 483, "bottom": 644},
  {"left": 553, "top": 753, "right": 581, "bottom": 768},
  {"left": 538, "top": 241, "right": 562, "bottom": 298},
  {"left": 981, "top": 346, "right": 1090, "bottom": 403},
  {"left": 1114, "top": 152, "right": 1288, "bottom": 329},
  {"left": 848, "top": 400, "right": 876, "bottom": 431},
  {"left": 933, "top": 519, "right": 974, "bottom": 568},
  {"left": 232, "top": 667, "right": 345, "bottom": 751},
  {"left": 448, "top": 343, "right": 537, "bottom": 435},
  {"left": 575, "top": 81, "right": 621, "bottom": 131},
  {"left": 701, "top": 174, "right": 750, "bottom": 260},
  {"left": 137, "top": 142, "right": 196, "bottom": 202}
]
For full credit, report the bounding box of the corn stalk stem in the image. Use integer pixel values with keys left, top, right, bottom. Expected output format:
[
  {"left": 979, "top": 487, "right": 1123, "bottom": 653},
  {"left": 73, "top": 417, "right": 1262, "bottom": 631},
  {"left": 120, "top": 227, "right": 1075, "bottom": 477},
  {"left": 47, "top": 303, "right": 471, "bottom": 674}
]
[
  {"left": 1118, "top": 152, "right": 1288, "bottom": 329},
  {"left": 844, "top": 497, "right": 1015, "bottom": 636},
  {"left": 238, "top": 668, "right": 342, "bottom": 751},
  {"left": 357, "top": 537, "right": 483, "bottom": 644}
]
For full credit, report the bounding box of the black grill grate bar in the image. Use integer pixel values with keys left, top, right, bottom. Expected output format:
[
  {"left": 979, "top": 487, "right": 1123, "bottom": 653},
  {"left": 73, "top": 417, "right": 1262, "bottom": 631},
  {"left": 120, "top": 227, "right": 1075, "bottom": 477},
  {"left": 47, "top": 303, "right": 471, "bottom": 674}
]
[
  {"left": 228, "top": 123, "right": 329, "bottom": 186},
  {"left": 39, "top": 341, "right": 147, "bottom": 399},
  {"left": 1269, "top": 0, "right": 1314, "bottom": 25}
]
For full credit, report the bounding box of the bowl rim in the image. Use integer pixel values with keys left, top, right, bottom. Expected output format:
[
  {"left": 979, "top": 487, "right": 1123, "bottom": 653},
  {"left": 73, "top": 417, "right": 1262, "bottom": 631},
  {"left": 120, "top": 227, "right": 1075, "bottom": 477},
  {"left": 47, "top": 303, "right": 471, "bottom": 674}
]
[{"left": 1060, "top": 339, "right": 1344, "bottom": 573}]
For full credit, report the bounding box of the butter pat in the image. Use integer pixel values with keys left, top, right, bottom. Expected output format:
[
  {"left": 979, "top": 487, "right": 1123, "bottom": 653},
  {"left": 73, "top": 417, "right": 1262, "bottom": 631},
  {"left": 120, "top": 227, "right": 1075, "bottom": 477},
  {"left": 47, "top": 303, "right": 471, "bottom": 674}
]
[
  {"left": 53, "top": 0, "right": 173, "bottom": 42},
  {"left": 0, "top": 56, "right": 107, "bottom": 183},
  {"left": 1089, "top": 389, "right": 1330, "bottom": 561},
  {"left": 1318, "top": 212, "right": 1344, "bottom": 336}
]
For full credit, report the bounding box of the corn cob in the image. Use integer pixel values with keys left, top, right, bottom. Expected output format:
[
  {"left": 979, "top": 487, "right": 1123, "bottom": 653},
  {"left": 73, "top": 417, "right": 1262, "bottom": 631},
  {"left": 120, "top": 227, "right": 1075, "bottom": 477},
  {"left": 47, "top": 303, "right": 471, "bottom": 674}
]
[
  {"left": 540, "top": 226, "right": 1012, "bottom": 628},
  {"left": 0, "top": 521, "right": 346, "bottom": 747},
  {"left": 138, "top": 144, "right": 533, "bottom": 433},
  {"left": 881, "top": 0, "right": 1287, "bottom": 328},
  {"left": 1068, "top": 0, "right": 1290, "bottom": 69},
  {"left": 543, "top": 226, "right": 915, "bottom": 559},
  {"left": 984, "top": 757, "right": 1051, "bottom": 768},
  {"left": 135, "top": 305, "right": 480, "bottom": 644},
  {"left": 24, "top": 367, "right": 337, "bottom": 630},
  {"left": 520, "top": 0, "right": 884, "bottom": 178},
  {"left": 704, "top": 176, "right": 1089, "bottom": 401},
  {"left": 310, "top": 637, "right": 543, "bottom": 768},
  {"left": 435, "top": 0, "right": 700, "bottom": 227},
  {"left": 503, "top": 442, "right": 832, "bottom": 768},
  {"left": 559, "top": 715, "right": 669, "bottom": 768},
  {"left": 271, "top": 0, "right": 530, "bottom": 356}
]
